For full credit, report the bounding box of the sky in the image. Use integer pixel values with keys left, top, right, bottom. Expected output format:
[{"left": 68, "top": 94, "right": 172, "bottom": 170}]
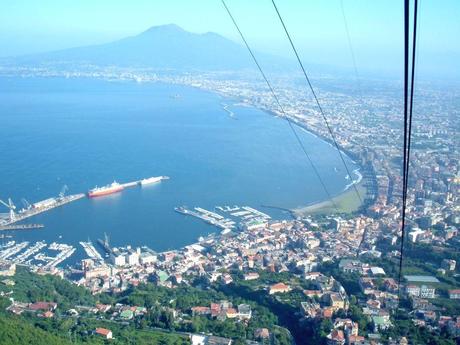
[{"left": 0, "top": 0, "right": 459, "bottom": 78}]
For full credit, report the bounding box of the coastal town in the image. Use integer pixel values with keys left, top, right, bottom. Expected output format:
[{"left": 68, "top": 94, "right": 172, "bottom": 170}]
[{"left": 0, "top": 65, "right": 459, "bottom": 344}]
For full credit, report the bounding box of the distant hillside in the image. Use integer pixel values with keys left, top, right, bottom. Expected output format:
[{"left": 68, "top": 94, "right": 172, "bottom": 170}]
[{"left": 5, "top": 24, "right": 284, "bottom": 71}]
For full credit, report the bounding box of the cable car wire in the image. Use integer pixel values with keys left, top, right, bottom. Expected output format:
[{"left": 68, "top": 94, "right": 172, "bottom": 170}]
[
  {"left": 397, "top": 0, "right": 418, "bottom": 303},
  {"left": 271, "top": 0, "right": 363, "bottom": 205},
  {"left": 221, "top": 0, "right": 339, "bottom": 213}
]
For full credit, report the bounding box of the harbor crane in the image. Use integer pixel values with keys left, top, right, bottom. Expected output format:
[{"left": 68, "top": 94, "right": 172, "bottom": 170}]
[
  {"left": 21, "top": 198, "right": 31, "bottom": 210},
  {"left": 0, "top": 198, "right": 16, "bottom": 222},
  {"left": 59, "top": 185, "right": 68, "bottom": 199}
]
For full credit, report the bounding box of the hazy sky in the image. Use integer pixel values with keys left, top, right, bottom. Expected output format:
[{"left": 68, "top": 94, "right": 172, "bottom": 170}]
[{"left": 0, "top": 0, "right": 458, "bottom": 78}]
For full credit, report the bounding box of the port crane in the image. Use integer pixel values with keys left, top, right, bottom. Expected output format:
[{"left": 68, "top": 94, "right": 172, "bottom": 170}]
[
  {"left": 0, "top": 198, "right": 16, "bottom": 222},
  {"left": 59, "top": 185, "right": 68, "bottom": 199},
  {"left": 21, "top": 198, "right": 31, "bottom": 210}
]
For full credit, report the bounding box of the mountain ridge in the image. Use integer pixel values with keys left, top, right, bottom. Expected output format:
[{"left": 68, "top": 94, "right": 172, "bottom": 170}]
[{"left": 4, "top": 24, "right": 284, "bottom": 71}]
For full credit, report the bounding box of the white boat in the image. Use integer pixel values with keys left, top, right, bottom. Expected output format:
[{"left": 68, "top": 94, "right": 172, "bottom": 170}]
[{"left": 139, "top": 176, "right": 163, "bottom": 186}]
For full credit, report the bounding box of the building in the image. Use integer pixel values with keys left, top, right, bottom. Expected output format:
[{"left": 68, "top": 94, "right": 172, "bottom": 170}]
[
  {"left": 406, "top": 284, "right": 436, "bottom": 299},
  {"left": 449, "top": 289, "right": 460, "bottom": 299},
  {"left": 442, "top": 259, "right": 456, "bottom": 271},
  {"left": 405, "top": 275, "right": 439, "bottom": 298},
  {"left": 300, "top": 301, "right": 321, "bottom": 318},
  {"left": 326, "top": 293, "right": 347, "bottom": 311},
  {"left": 126, "top": 251, "right": 139, "bottom": 266},
  {"left": 243, "top": 272, "right": 259, "bottom": 281},
  {"left": 0, "top": 262, "right": 16, "bottom": 276},
  {"left": 269, "top": 282, "right": 291, "bottom": 294},
  {"left": 191, "top": 306, "right": 211, "bottom": 316},
  {"left": 237, "top": 304, "right": 252, "bottom": 319},
  {"left": 140, "top": 252, "right": 157, "bottom": 265},
  {"left": 222, "top": 274, "right": 233, "bottom": 285},
  {"left": 254, "top": 328, "right": 270, "bottom": 340},
  {"left": 190, "top": 334, "right": 232, "bottom": 345},
  {"left": 372, "top": 310, "right": 392, "bottom": 331},
  {"left": 111, "top": 253, "right": 126, "bottom": 266},
  {"left": 327, "top": 329, "right": 345, "bottom": 345},
  {"left": 84, "top": 265, "right": 111, "bottom": 279},
  {"left": 420, "top": 285, "right": 436, "bottom": 299},
  {"left": 95, "top": 327, "right": 113, "bottom": 339}
]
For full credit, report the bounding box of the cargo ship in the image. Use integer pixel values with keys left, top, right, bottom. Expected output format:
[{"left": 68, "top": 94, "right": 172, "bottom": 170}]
[
  {"left": 139, "top": 176, "right": 163, "bottom": 186},
  {"left": 88, "top": 182, "right": 123, "bottom": 197}
]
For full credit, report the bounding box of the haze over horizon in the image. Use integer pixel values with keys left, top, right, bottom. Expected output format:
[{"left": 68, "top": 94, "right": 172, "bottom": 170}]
[{"left": 1, "top": 0, "right": 459, "bottom": 80}]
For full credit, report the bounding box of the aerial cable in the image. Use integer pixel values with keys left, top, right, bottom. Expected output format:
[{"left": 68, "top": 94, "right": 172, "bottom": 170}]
[
  {"left": 397, "top": 0, "right": 418, "bottom": 303},
  {"left": 221, "top": 0, "right": 339, "bottom": 213},
  {"left": 271, "top": 0, "right": 363, "bottom": 206},
  {"left": 340, "top": 0, "right": 370, "bottom": 254},
  {"left": 340, "top": 0, "right": 364, "bottom": 102},
  {"left": 406, "top": 0, "right": 418, "bottom": 194}
]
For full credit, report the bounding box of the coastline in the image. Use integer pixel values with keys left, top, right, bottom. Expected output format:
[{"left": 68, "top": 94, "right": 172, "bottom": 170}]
[
  {"left": 292, "top": 179, "right": 367, "bottom": 216},
  {"left": 224, "top": 101, "right": 371, "bottom": 217}
]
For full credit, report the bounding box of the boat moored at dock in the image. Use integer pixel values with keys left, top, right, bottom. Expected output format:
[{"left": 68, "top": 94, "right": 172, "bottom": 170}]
[
  {"left": 139, "top": 176, "right": 169, "bottom": 186},
  {"left": 88, "top": 182, "right": 124, "bottom": 197}
]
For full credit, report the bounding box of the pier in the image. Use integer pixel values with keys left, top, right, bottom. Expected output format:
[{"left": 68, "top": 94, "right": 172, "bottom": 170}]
[
  {"left": 0, "top": 223, "right": 44, "bottom": 231},
  {"left": 0, "top": 175, "right": 170, "bottom": 234},
  {"left": 175, "top": 206, "right": 235, "bottom": 230},
  {"left": 0, "top": 193, "right": 85, "bottom": 228},
  {"left": 80, "top": 241, "right": 104, "bottom": 262}
]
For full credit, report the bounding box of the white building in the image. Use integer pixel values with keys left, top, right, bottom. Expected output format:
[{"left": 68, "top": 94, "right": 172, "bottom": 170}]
[
  {"left": 140, "top": 252, "right": 157, "bottom": 265},
  {"left": 126, "top": 251, "right": 139, "bottom": 266},
  {"left": 111, "top": 253, "right": 126, "bottom": 266}
]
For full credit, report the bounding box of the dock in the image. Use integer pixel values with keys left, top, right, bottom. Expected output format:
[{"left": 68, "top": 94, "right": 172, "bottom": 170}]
[
  {"left": 0, "top": 241, "right": 29, "bottom": 261},
  {"left": 0, "top": 175, "right": 170, "bottom": 232},
  {"left": 121, "top": 181, "right": 138, "bottom": 188},
  {"left": 0, "top": 193, "right": 85, "bottom": 228},
  {"left": 80, "top": 241, "right": 104, "bottom": 262},
  {"left": 14, "top": 241, "right": 46, "bottom": 264},
  {"left": 175, "top": 206, "right": 235, "bottom": 230},
  {"left": 0, "top": 224, "right": 44, "bottom": 231}
]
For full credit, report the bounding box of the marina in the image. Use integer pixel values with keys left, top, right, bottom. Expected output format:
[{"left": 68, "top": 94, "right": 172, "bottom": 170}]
[
  {"left": 14, "top": 241, "right": 47, "bottom": 264},
  {"left": 175, "top": 206, "right": 235, "bottom": 230},
  {"left": 40, "top": 243, "right": 76, "bottom": 270},
  {"left": 0, "top": 241, "right": 29, "bottom": 261},
  {"left": 175, "top": 204, "right": 272, "bottom": 231}
]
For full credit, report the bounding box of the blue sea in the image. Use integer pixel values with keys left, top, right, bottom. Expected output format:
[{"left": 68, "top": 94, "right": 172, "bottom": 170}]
[{"left": 0, "top": 77, "right": 356, "bottom": 258}]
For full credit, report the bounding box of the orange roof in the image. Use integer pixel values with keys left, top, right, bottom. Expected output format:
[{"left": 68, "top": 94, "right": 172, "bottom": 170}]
[
  {"left": 42, "top": 311, "right": 54, "bottom": 318},
  {"left": 270, "top": 282, "right": 289, "bottom": 290},
  {"left": 95, "top": 328, "right": 111, "bottom": 336},
  {"left": 322, "top": 307, "right": 333, "bottom": 318},
  {"left": 330, "top": 329, "right": 345, "bottom": 341},
  {"left": 303, "top": 290, "right": 322, "bottom": 296},
  {"left": 349, "top": 335, "right": 365, "bottom": 343}
]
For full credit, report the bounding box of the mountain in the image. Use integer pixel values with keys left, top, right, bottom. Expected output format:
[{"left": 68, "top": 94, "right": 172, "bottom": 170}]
[{"left": 5, "top": 24, "right": 284, "bottom": 71}]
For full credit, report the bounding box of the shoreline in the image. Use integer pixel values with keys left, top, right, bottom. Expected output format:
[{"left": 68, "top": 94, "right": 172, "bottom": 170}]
[
  {"left": 225, "top": 101, "right": 371, "bottom": 216},
  {"left": 292, "top": 178, "right": 367, "bottom": 216}
]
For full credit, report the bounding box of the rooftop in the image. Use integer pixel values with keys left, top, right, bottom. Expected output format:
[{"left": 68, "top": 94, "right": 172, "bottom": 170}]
[{"left": 404, "top": 275, "right": 440, "bottom": 283}]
